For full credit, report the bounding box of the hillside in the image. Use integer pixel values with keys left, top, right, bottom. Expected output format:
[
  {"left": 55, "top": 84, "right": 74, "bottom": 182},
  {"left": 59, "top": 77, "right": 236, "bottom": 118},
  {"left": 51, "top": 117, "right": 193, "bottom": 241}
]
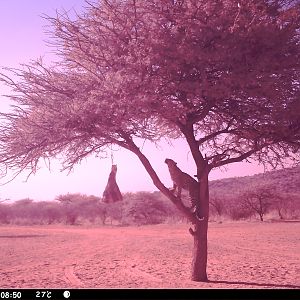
[{"left": 209, "top": 166, "right": 300, "bottom": 197}]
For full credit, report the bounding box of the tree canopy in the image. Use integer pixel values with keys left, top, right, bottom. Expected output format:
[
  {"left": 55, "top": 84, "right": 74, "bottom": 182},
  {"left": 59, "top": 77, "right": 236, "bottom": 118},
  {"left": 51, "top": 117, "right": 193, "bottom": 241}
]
[{"left": 0, "top": 0, "right": 299, "bottom": 180}]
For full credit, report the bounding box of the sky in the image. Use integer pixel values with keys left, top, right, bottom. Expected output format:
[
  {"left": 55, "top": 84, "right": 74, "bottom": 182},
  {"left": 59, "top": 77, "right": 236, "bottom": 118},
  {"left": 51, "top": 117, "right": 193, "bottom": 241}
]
[{"left": 0, "top": 0, "right": 266, "bottom": 201}]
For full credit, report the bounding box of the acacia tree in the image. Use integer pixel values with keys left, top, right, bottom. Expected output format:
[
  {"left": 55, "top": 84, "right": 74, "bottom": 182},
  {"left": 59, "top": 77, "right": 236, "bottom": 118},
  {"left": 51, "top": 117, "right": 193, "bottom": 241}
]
[
  {"left": 0, "top": 0, "right": 299, "bottom": 282},
  {"left": 209, "top": 193, "right": 225, "bottom": 217},
  {"left": 241, "top": 185, "right": 274, "bottom": 221},
  {"left": 272, "top": 191, "right": 300, "bottom": 219}
]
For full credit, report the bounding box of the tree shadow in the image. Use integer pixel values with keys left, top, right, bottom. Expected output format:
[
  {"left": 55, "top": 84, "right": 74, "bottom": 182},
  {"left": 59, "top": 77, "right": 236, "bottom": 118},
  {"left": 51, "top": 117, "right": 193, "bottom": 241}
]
[
  {"left": 0, "top": 235, "right": 47, "bottom": 238},
  {"left": 209, "top": 279, "right": 300, "bottom": 289}
]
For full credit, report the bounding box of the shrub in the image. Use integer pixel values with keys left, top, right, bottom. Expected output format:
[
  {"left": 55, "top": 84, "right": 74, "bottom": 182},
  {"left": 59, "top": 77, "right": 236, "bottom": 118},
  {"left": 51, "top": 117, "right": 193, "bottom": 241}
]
[{"left": 121, "top": 192, "right": 171, "bottom": 225}]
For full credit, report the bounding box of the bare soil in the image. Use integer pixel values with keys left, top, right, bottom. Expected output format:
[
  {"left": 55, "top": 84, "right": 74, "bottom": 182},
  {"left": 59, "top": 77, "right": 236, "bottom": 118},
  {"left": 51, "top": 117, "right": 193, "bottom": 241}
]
[{"left": 0, "top": 221, "right": 299, "bottom": 289}]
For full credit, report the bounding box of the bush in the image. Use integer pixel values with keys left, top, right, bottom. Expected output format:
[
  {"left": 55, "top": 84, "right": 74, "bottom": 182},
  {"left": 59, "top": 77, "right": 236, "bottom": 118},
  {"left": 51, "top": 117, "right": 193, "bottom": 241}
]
[
  {"left": 228, "top": 204, "right": 254, "bottom": 221},
  {"left": 56, "top": 193, "right": 102, "bottom": 225},
  {"left": 0, "top": 203, "right": 11, "bottom": 224},
  {"left": 6, "top": 188, "right": 296, "bottom": 225},
  {"left": 121, "top": 192, "right": 171, "bottom": 225}
]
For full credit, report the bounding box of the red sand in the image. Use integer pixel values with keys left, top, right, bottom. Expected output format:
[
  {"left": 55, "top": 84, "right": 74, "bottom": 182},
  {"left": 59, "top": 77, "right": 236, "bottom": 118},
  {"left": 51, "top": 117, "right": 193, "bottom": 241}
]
[{"left": 0, "top": 222, "right": 299, "bottom": 288}]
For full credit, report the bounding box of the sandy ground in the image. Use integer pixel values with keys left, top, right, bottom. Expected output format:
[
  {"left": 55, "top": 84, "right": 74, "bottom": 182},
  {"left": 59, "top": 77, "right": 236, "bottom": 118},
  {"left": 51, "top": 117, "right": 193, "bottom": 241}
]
[{"left": 0, "top": 221, "right": 299, "bottom": 289}]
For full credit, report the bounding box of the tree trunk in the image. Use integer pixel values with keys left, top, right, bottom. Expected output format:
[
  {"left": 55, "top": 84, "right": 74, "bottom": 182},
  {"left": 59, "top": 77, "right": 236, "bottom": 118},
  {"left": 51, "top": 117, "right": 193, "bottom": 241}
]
[
  {"left": 127, "top": 141, "right": 211, "bottom": 282},
  {"left": 278, "top": 208, "right": 283, "bottom": 220},
  {"left": 191, "top": 170, "right": 209, "bottom": 282},
  {"left": 191, "top": 218, "right": 208, "bottom": 281}
]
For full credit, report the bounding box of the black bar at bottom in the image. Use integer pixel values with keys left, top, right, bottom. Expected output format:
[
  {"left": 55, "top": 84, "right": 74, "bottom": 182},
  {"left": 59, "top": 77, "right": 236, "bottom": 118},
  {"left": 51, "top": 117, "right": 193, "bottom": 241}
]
[{"left": 0, "top": 288, "right": 299, "bottom": 300}]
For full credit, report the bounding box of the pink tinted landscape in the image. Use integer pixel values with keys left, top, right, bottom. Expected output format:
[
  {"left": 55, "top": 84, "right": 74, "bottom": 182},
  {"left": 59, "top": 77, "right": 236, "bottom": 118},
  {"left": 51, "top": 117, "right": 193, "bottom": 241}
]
[
  {"left": 0, "top": 222, "right": 299, "bottom": 289},
  {"left": 0, "top": 0, "right": 299, "bottom": 291}
]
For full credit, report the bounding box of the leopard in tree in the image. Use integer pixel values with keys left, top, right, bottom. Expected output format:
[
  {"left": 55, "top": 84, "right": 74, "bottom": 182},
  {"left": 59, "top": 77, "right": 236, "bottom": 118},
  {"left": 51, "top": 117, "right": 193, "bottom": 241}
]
[{"left": 164, "top": 158, "right": 200, "bottom": 215}]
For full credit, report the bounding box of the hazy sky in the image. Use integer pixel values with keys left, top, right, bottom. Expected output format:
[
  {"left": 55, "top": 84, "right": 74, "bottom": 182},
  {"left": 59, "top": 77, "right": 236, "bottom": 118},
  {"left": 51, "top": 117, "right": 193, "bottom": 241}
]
[{"left": 0, "top": 0, "right": 266, "bottom": 201}]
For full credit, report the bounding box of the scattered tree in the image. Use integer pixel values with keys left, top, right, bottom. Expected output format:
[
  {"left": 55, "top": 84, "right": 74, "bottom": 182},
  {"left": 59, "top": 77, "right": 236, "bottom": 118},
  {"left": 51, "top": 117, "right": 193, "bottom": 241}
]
[
  {"left": 209, "top": 193, "right": 225, "bottom": 217},
  {"left": 0, "top": 0, "right": 299, "bottom": 281},
  {"left": 275, "top": 192, "right": 300, "bottom": 219},
  {"left": 56, "top": 193, "right": 102, "bottom": 224},
  {"left": 0, "top": 203, "right": 10, "bottom": 224},
  {"left": 122, "top": 192, "right": 170, "bottom": 225},
  {"left": 241, "top": 186, "right": 274, "bottom": 221},
  {"left": 227, "top": 199, "right": 254, "bottom": 220}
]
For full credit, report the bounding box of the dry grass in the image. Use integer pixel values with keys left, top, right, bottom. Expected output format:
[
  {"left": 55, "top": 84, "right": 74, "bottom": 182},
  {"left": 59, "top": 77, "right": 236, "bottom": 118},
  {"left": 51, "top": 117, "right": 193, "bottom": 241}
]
[{"left": 0, "top": 221, "right": 299, "bottom": 289}]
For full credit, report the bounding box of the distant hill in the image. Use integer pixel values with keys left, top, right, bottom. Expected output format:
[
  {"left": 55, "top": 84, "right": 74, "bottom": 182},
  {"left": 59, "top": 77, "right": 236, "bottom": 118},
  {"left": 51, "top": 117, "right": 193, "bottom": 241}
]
[{"left": 209, "top": 166, "right": 300, "bottom": 197}]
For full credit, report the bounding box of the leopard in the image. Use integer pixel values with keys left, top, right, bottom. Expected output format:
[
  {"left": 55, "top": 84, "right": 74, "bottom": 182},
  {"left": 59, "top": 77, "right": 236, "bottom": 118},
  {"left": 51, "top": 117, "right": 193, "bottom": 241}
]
[{"left": 164, "top": 158, "right": 199, "bottom": 213}]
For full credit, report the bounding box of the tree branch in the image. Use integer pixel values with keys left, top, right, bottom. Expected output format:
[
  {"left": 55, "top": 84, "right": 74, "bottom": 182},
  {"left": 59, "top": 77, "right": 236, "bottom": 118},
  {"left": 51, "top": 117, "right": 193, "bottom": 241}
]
[
  {"left": 178, "top": 123, "right": 206, "bottom": 171},
  {"left": 197, "top": 118, "right": 235, "bottom": 145},
  {"left": 211, "top": 148, "right": 259, "bottom": 169},
  {"left": 120, "top": 134, "right": 202, "bottom": 224}
]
